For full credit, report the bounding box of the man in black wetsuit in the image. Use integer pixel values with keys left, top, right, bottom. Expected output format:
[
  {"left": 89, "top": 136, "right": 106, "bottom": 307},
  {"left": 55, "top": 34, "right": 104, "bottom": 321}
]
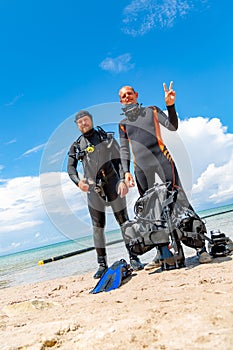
[
  {"left": 118, "top": 82, "right": 212, "bottom": 267},
  {"left": 67, "top": 110, "right": 144, "bottom": 279}
]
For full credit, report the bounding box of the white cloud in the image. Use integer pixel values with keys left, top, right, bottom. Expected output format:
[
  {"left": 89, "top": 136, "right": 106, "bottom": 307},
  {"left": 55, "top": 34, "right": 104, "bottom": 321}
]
[
  {"left": 0, "top": 220, "right": 43, "bottom": 233},
  {"left": 191, "top": 157, "right": 233, "bottom": 209},
  {"left": 5, "top": 93, "right": 24, "bottom": 106},
  {"left": 0, "top": 172, "right": 92, "bottom": 254},
  {"left": 35, "top": 232, "right": 41, "bottom": 238},
  {"left": 177, "top": 117, "right": 233, "bottom": 180},
  {"left": 122, "top": 0, "right": 207, "bottom": 36},
  {"left": 10, "top": 242, "right": 21, "bottom": 249},
  {"left": 47, "top": 147, "right": 69, "bottom": 165},
  {"left": 176, "top": 117, "right": 233, "bottom": 209},
  {"left": 99, "top": 53, "right": 135, "bottom": 73},
  {"left": 22, "top": 143, "right": 46, "bottom": 157},
  {"left": 5, "top": 139, "right": 17, "bottom": 145},
  {"left": 0, "top": 176, "right": 45, "bottom": 231}
]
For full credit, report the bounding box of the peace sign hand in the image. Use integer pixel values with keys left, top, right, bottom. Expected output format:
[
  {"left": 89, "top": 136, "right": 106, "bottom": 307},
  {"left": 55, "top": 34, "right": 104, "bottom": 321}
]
[{"left": 163, "top": 81, "right": 176, "bottom": 106}]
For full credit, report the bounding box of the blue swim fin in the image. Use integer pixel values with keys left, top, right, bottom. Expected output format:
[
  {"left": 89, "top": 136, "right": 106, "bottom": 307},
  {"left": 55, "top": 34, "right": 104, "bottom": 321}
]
[{"left": 89, "top": 259, "right": 131, "bottom": 294}]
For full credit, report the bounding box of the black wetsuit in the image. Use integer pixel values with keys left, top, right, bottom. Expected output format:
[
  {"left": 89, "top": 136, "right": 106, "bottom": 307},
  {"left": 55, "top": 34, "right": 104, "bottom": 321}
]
[{"left": 67, "top": 128, "right": 128, "bottom": 258}]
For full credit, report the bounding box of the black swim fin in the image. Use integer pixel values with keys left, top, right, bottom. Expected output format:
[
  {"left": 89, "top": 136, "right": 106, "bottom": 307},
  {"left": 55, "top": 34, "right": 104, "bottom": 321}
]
[{"left": 89, "top": 259, "right": 132, "bottom": 294}]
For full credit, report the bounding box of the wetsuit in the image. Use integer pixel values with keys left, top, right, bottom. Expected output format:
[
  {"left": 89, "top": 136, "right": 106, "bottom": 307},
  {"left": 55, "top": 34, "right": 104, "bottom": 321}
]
[
  {"left": 119, "top": 104, "right": 207, "bottom": 251},
  {"left": 67, "top": 128, "right": 128, "bottom": 259},
  {"left": 119, "top": 104, "right": 182, "bottom": 195}
]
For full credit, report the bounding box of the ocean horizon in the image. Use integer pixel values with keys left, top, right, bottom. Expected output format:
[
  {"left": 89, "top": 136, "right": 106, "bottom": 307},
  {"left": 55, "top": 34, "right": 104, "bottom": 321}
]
[{"left": 0, "top": 203, "right": 232, "bottom": 289}]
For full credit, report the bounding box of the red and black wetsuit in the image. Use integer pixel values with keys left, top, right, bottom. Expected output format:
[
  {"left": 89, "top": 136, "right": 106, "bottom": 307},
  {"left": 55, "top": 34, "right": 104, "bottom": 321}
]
[
  {"left": 119, "top": 104, "right": 208, "bottom": 252},
  {"left": 119, "top": 103, "right": 196, "bottom": 212},
  {"left": 119, "top": 104, "right": 182, "bottom": 195}
]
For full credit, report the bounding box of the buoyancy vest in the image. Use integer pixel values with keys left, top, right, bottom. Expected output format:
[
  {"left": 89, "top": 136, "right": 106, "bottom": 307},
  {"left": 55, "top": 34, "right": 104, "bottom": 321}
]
[{"left": 74, "top": 127, "right": 123, "bottom": 182}]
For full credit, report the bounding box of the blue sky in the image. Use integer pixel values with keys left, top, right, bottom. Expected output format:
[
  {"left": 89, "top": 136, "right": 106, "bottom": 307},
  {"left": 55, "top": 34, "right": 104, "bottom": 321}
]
[{"left": 0, "top": 0, "right": 233, "bottom": 255}]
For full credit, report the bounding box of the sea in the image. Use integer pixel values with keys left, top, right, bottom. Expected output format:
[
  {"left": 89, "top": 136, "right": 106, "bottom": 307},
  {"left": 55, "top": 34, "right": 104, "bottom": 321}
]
[{"left": 0, "top": 204, "right": 232, "bottom": 289}]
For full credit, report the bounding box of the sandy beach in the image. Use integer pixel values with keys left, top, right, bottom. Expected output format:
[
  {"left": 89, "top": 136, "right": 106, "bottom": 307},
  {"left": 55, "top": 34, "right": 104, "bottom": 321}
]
[{"left": 0, "top": 252, "right": 233, "bottom": 350}]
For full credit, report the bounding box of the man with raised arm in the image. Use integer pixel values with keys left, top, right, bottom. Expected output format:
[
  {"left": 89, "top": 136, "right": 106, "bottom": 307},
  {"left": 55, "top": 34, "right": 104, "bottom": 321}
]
[{"left": 118, "top": 82, "right": 212, "bottom": 268}]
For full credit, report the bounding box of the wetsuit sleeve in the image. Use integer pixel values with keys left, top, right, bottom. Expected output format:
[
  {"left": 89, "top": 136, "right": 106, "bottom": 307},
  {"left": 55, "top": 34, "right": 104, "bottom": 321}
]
[
  {"left": 110, "top": 138, "right": 125, "bottom": 180},
  {"left": 118, "top": 123, "right": 131, "bottom": 175},
  {"left": 156, "top": 104, "right": 178, "bottom": 131},
  {"left": 67, "top": 143, "right": 80, "bottom": 186}
]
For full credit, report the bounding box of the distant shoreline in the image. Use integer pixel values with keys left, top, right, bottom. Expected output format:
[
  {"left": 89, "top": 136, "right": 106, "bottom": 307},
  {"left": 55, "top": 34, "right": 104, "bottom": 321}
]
[{"left": 1, "top": 203, "right": 233, "bottom": 258}]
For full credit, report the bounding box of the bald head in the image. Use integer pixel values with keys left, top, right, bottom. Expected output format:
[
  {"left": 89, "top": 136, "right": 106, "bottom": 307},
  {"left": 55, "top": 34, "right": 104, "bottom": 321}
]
[{"left": 118, "top": 86, "right": 138, "bottom": 104}]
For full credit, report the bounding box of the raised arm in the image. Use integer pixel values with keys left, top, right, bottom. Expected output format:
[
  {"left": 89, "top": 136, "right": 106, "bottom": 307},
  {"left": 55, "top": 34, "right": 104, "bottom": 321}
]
[
  {"left": 156, "top": 81, "right": 178, "bottom": 130},
  {"left": 163, "top": 81, "right": 176, "bottom": 106}
]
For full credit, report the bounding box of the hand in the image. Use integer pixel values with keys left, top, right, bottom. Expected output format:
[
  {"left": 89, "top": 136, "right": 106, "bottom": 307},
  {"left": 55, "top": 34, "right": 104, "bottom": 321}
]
[
  {"left": 78, "top": 178, "right": 89, "bottom": 192},
  {"left": 117, "top": 181, "right": 129, "bottom": 198},
  {"left": 124, "top": 172, "right": 135, "bottom": 188},
  {"left": 163, "top": 81, "right": 176, "bottom": 106}
]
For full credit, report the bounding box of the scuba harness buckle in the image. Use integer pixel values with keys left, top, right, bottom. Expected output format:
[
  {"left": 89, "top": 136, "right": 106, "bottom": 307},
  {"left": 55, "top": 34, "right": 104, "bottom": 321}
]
[
  {"left": 75, "top": 126, "right": 115, "bottom": 161},
  {"left": 86, "top": 145, "right": 95, "bottom": 153},
  {"left": 76, "top": 143, "right": 95, "bottom": 161}
]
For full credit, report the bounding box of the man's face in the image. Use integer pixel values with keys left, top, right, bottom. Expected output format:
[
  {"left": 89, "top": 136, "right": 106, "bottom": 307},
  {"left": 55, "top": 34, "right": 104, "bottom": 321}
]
[
  {"left": 119, "top": 86, "right": 138, "bottom": 104},
  {"left": 76, "top": 115, "right": 93, "bottom": 134}
]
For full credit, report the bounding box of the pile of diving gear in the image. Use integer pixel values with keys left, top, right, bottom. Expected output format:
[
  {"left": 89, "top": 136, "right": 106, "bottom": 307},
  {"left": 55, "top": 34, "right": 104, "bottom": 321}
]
[
  {"left": 122, "top": 182, "right": 232, "bottom": 271},
  {"left": 208, "top": 229, "right": 233, "bottom": 257}
]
